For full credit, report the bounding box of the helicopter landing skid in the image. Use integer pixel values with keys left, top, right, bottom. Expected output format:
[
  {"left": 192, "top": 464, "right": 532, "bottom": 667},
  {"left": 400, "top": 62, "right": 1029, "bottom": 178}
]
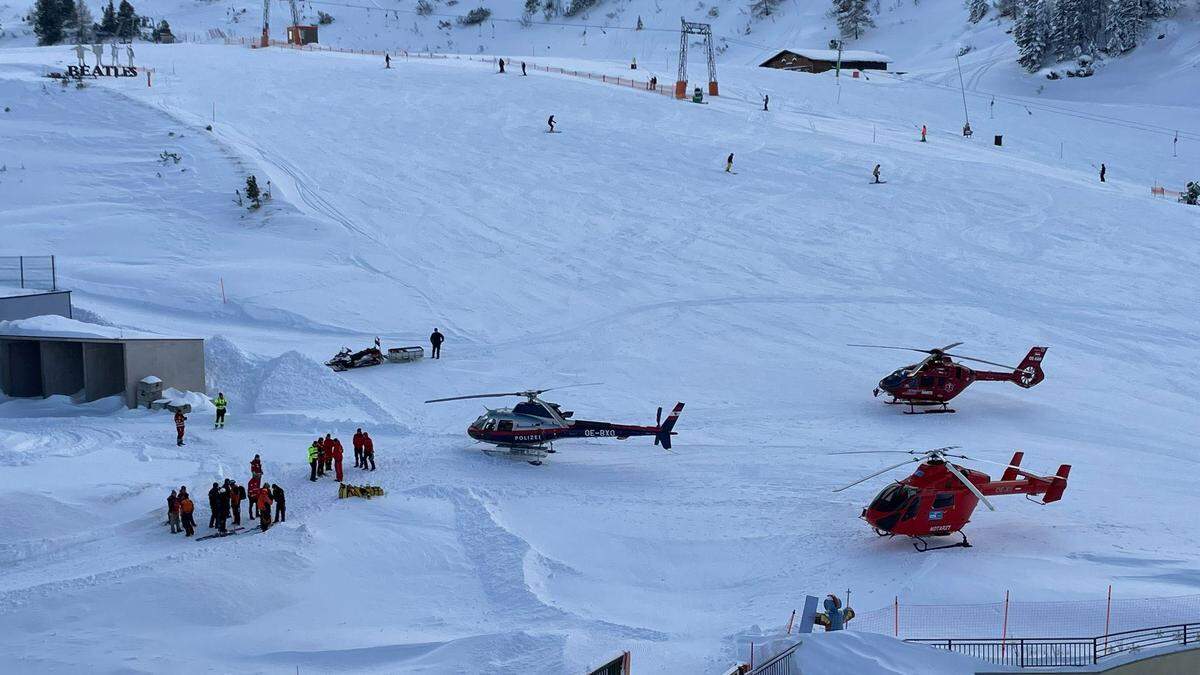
[
  {"left": 484, "top": 443, "right": 549, "bottom": 466},
  {"left": 902, "top": 403, "right": 956, "bottom": 414},
  {"left": 913, "top": 532, "right": 971, "bottom": 552}
]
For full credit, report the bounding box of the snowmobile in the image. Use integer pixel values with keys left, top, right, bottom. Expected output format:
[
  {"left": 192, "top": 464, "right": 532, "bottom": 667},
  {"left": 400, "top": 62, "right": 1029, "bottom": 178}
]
[{"left": 325, "top": 346, "right": 385, "bottom": 372}]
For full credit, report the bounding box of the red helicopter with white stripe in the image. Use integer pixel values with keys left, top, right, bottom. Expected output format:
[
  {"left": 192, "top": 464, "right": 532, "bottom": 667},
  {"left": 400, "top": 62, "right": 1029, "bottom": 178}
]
[
  {"left": 425, "top": 385, "right": 684, "bottom": 465},
  {"left": 850, "top": 342, "right": 1047, "bottom": 414}
]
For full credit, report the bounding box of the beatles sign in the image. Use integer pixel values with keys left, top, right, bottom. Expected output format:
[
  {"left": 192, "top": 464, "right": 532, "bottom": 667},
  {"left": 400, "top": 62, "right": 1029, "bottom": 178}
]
[{"left": 63, "top": 64, "right": 140, "bottom": 78}]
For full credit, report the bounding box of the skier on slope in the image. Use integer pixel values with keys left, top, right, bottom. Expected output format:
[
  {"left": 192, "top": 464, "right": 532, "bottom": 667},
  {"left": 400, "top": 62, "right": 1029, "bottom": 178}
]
[
  {"left": 272, "top": 484, "right": 286, "bottom": 523},
  {"left": 174, "top": 409, "right": 187, "bottom": 446},
  {"left": 920, "top": 125, "right": 928, "bottom": 142},
  {"left": 725, "top": 153, "right": 734, "bottom": 173},
  {"left": 872, "top": 164, "right": 882, "bottom": 184},
  {"left": 385, "top": 53, "right": 391, "bottom": 68},
  {"left": 213, "top": 392, "right": 228, "bottom": 429},
  {"left": 547, "top": 115, "right": 556, "bottom": 133},
  {"left": 498, "top": 57, "right": 506, "bottom": 74},
  {"left": 521, "top": 61, "right": 527, "bottom": 76},
  {"left": 430, "top": 328, "right": 444, "bottom": 359},
  {"left": 1100, "top": 163, "right": 1106, "bottom": 182},
  {"left": 763, "top": 94, "right": 769, "bottom": 111}
]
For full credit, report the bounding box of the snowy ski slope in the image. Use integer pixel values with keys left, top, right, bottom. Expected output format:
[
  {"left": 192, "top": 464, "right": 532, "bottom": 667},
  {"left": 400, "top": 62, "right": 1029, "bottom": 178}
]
[{"left": 1, "top": 4, "right": 1199, "bottom": 672}]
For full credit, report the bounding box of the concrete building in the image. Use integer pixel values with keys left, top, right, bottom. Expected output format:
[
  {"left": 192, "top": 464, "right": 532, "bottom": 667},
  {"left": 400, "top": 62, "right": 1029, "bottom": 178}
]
[
  {"left": 0, "top": 289, "right": 73, "bottom": 322},
  {"left": 759, "top": 48, "right": 892, "bottom": 74},
  {"left": 0, "top": 327, "right": 205, "bottom": 408}
]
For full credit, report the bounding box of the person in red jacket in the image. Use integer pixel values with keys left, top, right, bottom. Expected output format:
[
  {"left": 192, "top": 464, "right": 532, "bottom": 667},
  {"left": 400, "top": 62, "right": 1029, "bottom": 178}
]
[
  {"left": 315, "top": 437, "right": 326, "bottom": 477},
  {"left": 174, "top": 410, "right": 187, "bottom": 446},
  {"left": 247, "top": 475, "right": 261, "bottom": 519},
  {"left": 256, "top": 483, "right": 273, "bottom": 532},
  {"left": 332, "top": 437, "right": 345, "bottom": 482},
  {"left": 323, "top": 434, "right": 335, "bottom": 472},
  {"left": 362, "top": 432, "right": 376, "bottom": 471},
  {"left": 352, "top": 428, "right": 364, "bottom": 468},
  {"left": 250, "top": 454, "right": 263, "bottom": 477}
]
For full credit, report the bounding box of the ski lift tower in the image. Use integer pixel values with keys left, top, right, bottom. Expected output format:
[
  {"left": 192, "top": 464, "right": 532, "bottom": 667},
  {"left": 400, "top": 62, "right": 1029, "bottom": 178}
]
[
  {"left": 260, "top": 0, "right": 270, "bottom": 47},
  {"left": 286, "top": 0, "right": 318, "bottom": 45},
  {"left": 675, "top": 17, "right": 718, "bottom": 100}
]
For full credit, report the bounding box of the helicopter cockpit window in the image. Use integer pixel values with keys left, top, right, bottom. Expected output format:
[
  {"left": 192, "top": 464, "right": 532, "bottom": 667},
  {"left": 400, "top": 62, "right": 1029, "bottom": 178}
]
[
  {"left": 932, "top": 492, "right": 955, "bottom": 509},
  {"left": 498, "top": 420, "right": 514, "bottom": 432},
  {"left": 513, "top": 401, "right": 555, "bottom": 418},
  {"left": 870, "top": 484, "right": 918, "bottom": 512},
  {"left": 482, "top": 419, "right": 497, "bottom": 431}
]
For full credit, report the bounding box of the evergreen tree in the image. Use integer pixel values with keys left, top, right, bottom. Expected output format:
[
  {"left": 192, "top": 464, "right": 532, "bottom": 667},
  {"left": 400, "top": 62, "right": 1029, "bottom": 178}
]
[
  {"left": 33, "top": 0, "right": 66, "bottom": 45},
  {"left": 98, "top": 0, "right": 117, "bottom": 38},
  {"left": 245, "top": 175, "right": 261, "bottom": 207},
  {"left": 59, "top": 0, "right": 78, "bottom": 37},
  {"left": 523, "top": 0, "right": 539, "bottom": 16},
  {"left": 1014, "top": 0, "right": 1048, "bottom": 72},
  {"left": 831, "top": 0, "right": 874, "bottom": 40},
  {"left": 751, "top": 0, "right": 783, "bottom": 20},
  {"left": 1050, "top": 0, "right": 1093, "bottom": 59},
  {"left": 116, "top": 0, "right": 136, "bottom": 41},
  {"left": 70, "top": 0, "right": 94, "bottom": 43},
  {"left": 995, "top": 0, "right": 1019, "bottom": 17},
  {"left": 968, "top": 0, "right": 989, "bottom": 24},
  {"left": 1105, "top": 0, "right": 1142, "bottom": 53}
]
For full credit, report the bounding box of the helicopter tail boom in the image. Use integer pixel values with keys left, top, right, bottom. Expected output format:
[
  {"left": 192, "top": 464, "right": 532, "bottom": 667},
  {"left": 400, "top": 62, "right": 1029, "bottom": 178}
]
[{"left": 654, "top": 403, "right": 685, "bottom": 450}]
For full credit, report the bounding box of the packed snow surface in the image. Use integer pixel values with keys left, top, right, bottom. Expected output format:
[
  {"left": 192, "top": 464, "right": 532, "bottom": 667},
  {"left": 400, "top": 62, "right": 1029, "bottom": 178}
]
[{"left": 1, "top": 9, "right": 1199, "bottom": 672}]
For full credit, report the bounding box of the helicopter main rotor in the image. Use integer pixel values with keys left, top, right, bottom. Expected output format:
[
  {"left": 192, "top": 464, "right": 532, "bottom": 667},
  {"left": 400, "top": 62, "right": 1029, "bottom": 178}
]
[
  {"left": 848, "top": 342, "right": 1022, "bottom": 378},
  {"left": 424, "top": 383, "right": 603, "bottom": 405},
  {"left": 832, "top": 446, "right": 997, "bottom": 511}
]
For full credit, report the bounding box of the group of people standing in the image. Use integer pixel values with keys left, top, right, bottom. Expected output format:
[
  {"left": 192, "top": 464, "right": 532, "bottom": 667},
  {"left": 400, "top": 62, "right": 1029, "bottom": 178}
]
[
  {"left": 166, "top": 453, "right": 285, "bottom": 538},
  {"left": 307, "top": 429, "right": 376, "bottom": 482}
]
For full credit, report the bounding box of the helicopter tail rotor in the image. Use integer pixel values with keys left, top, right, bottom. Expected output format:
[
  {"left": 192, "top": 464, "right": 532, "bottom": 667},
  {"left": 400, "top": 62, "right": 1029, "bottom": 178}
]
[
  {"left": 654, "top": 402, "right": 685, "bottom": 450},
  {"left": 1012, "top": 347, "right": 1048, "bottom": 388}
]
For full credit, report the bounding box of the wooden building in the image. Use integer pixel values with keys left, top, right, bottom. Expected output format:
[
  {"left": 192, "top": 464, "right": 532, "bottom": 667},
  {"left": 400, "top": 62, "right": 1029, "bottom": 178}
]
[{"left": 759, "top": 48, "right": 891, "bottom": 74}]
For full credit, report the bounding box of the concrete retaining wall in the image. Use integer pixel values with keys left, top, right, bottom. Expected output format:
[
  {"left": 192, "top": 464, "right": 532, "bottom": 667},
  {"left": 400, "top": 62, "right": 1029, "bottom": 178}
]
[{"left": 0, "top": 291, "right": 72, "bottom": 321}]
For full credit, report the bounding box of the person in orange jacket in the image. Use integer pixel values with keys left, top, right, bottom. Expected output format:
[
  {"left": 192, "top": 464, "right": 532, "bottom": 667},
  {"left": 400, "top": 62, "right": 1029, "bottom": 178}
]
[
  {"left": 332, "top": 437, "right": 345, "bottom": 482},
  {"left": 179, "top": 488, "right": 196, "bottom": 537},
  {"left": 256, "top": 483, "right": 273, "bottom": 532},
  {"left": 362, "top": 432, "right": 376, "bottom": 471}
]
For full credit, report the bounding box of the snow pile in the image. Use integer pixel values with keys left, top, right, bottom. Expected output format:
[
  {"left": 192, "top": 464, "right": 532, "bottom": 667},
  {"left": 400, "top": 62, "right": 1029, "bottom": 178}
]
[
  {"left": 0, "top": 315, "right": 161, "bottom": 339},
  {"left": 791, "top": 631, "right": 998, "bottom": 675},
  {"left": 205, "top": 336, "right": 399, "bottom": 426}
]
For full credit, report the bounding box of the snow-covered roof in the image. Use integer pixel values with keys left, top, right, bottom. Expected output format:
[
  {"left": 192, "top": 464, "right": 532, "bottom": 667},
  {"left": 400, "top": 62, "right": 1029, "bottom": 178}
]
[
  {"left": 778, "top": 48, "right": 893, "bottom": 63},
  {"left": 0, "top": 286, "right": 65, "bottom": 298},
  {"left": 0, "top": 315, "right": 197, "bottom": 340}
]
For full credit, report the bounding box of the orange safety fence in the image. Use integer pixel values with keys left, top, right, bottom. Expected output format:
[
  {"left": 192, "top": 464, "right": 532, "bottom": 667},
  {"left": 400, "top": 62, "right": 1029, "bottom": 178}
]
[
  {"left": 224, "top": 37, "right": 676, "bottom": 98},
  {"left": 1151, "top": 185, "right": 1183, "bottom": 198}
]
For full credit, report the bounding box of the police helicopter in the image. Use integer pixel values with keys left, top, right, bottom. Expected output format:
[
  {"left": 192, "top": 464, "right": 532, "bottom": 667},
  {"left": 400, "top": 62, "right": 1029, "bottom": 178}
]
[{"left": 424, "top": 385, "right": 684, "bottom": 465}]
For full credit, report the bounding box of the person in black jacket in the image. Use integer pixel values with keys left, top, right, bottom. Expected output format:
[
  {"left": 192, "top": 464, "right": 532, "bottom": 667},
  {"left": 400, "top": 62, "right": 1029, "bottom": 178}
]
[
  {"left": 215, "top": 482, "right": 230, "bottom": 533},
  {"left": 272, "top": 484, "right": 286, "bottom": 523},
  {"left": 430, "top": 328, "right": 444, "bottom": 359},
  {"left": 207, "top": 482, "right": 220, "bottom": 529}
]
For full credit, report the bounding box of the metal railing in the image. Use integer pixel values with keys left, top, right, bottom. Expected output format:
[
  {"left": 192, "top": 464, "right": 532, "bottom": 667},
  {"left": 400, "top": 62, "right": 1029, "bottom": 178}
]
[
  {"left": 0, "top": 255, "right": 57, "bottom": 291},
  {"left": 749, "top": 641, "right": 801, "bottom": 675},
  {"left": 908, "top": 622, "right": 1200, "bottom": 667}
]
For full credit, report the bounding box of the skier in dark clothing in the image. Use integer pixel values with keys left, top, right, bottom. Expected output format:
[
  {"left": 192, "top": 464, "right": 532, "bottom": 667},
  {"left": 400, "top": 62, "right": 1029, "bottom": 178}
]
[
  {"left": 521, "top": 61, "right": 527, "bottom": 76},
  {"left": 725, "top": 153, "right": 734, "bottom": 173},
  {"left": 430, "top": 328, "right": 444, "bottom": 359},
  {"left": 547, "top": 115, "right": 556, "bottom": 133},
  {"left": 498, "top": 57, "right": 505, "bottom": 73},
  {"left": 385, "top": 53, "right": 391, "bottom": 68},
  {"left": 872, "top": 164, "right": 882, "bottom": 184},
  {"left": 272, "top": 484, "right": 286, "bottom": 523},
  {"left": 207, "top": 483, "right": 220, "bottom": 529},
  {"left": 1100, "top": 163, "right": 1106, "bottom": 182},
  {"left": 763, "top": 94, "right": 769, "bottom": 111}
]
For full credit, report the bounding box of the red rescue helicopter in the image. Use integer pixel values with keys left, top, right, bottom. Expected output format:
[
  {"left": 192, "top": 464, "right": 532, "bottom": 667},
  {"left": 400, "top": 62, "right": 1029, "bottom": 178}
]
[
  {"left": 834, "top": 446, "right": 1070, "bottom": 551},
  {"left": 849, "top": 342, "right": 1047, "bottom": 413},
  {"left": 424, "top": 386, "right": 684, "bottom": 465}
]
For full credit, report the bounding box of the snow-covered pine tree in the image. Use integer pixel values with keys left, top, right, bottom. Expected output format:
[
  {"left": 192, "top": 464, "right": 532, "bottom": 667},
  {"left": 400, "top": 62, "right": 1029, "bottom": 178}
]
[
  {"left": 71, "top": 0, "right": 94, "bottom": 43},
  {"left": 33, "top": 0, "right": 66, "bottom": 45},
  {"left": 1049, "top": 0, "right": 1089, "bottom": 59},
  {"left": 831, "top": 0, "right": 874, "bottom": 40},
  {"left": 751, "top": 0, "right": 783, "bottom": 20},
  {"left": 524, "top": 0, "right": 539, "bottom": 16},
  {"left": 1105, "top": 0, "right": 1142, "bottom": 53},
  {"left": 995, "top": 0, "right": 1019, "bottom": 17},
  {"left": 968, "top": 0, "right": 989, "bottom": 24},
  {"left": 115, "top": 0, "right": 136, "bottom": 41},
  {"left": 1014, "top": 0, "right": 1049, "bottom": 72},
  {"left": 98, "top": 0, "right": 117, "bottom": 38},
  {"left": 1141, "top": 0, "right": 1178, "bottom": 20},
  {"left": 245, "top": 175, "right": 261, "bottom": 208}
]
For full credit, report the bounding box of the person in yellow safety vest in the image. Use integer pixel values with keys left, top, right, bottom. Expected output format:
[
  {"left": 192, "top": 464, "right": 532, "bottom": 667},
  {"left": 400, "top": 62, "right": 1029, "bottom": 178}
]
[
  {"left": 213, "top": 392, "right": 228, "bottom": 429},
  {"left": 308, "top": 442, "right": 319, "bottom": 482}
]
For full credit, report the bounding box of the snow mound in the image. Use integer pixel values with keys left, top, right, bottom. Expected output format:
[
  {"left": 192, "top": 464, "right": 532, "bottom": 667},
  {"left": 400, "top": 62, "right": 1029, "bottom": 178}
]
[
  {"left": 204, "top": 337, "right": 399, "bottom": 426},
  {"left": 792, "top": 631, "right": 998, "bottom": 675},
  {"left": 0, "top": 315, "right": 146, "bottom": 339}
]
